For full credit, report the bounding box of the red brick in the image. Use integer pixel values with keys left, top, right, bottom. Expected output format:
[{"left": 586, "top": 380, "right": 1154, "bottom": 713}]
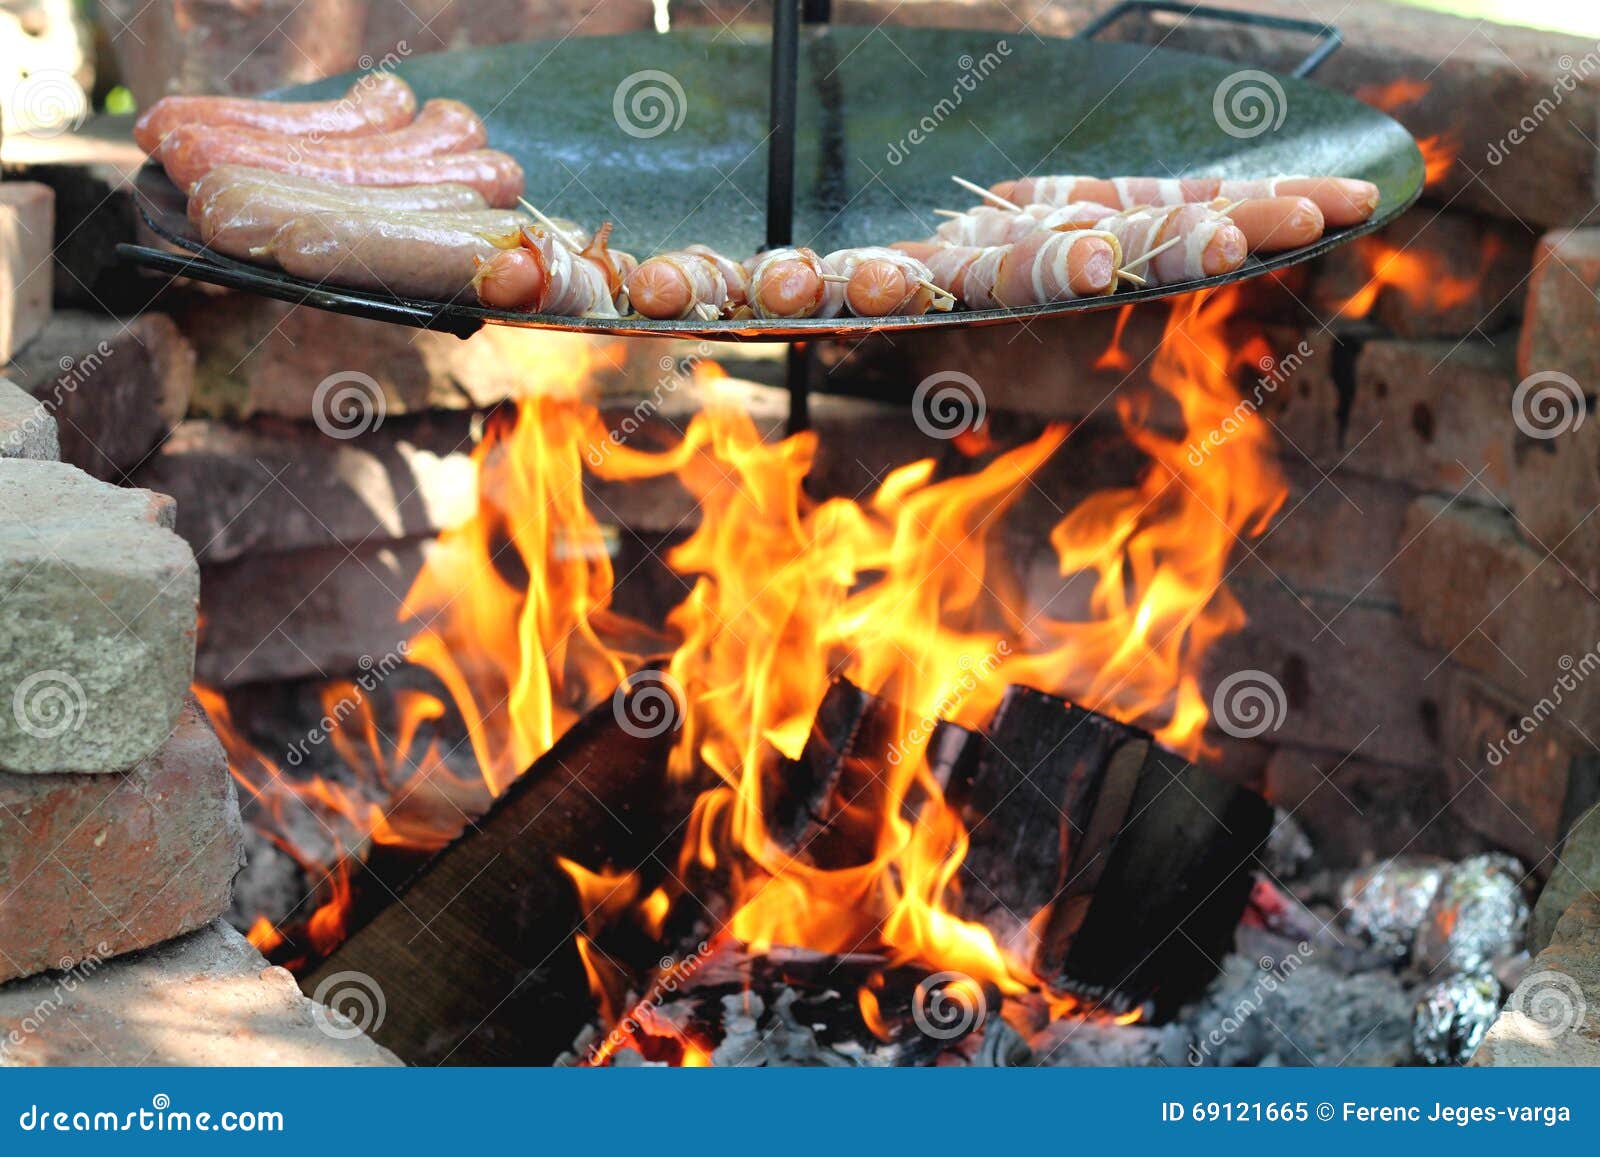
[
  {"left": 1519, "top": 228, "right": 1600, "bottom": 386},
  {"left": 0, "top": 182, "right": 53, "bottom": 362},
  {"left": 0, "top": 697, "right": 244, "bottom": 985}
]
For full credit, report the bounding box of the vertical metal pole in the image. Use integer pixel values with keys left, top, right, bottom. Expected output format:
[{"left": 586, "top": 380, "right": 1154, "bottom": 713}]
[{"left": 766, "top": 0, "right": 800, "bottom": 251}]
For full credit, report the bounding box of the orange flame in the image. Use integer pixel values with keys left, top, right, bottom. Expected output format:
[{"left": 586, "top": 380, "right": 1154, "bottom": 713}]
[{"left": 203, "top": 291, "right": 1287, "bottom": 1027}]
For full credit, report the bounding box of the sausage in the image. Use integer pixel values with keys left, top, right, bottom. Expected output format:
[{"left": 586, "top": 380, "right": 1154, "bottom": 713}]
[
  {"left": 625, "top": 249, "right": 732, "bottom": 319},
  {"left": 746, "top": 248, "right": 827, "bottom": 318},
  {"left": 818, "top": 247, "right": 948, "bottom": 317},
  {"left": 1221, "top": 195, "right": 1325, "bottom": 253},
  {"left": 473, "top": 247, "right": 547, "bottom": 311},
  {"left": 134, "top": 73, "right": 417, "bottom": 155},
  {"left": 892, "top": 233, "right": 1116, "bottom": 308},
  {"left": 188, "top": 165, "right": 488, "bottom": 221},
  {"left": 1241, "top": 178, "right": 1378, "bottom": 228},
  {"left": 1098, "top": 204, "right": 1246, "bottom": 284},
  {"left": 160, "top": 99, "right": 487, "bottom": 190},
  {"left": 165, "top": 142, "right": 524, "bottom": 207},
  {"left": 259, "top": 213, "right": 509, "bottom": 301},
  {"left": 194, "top": 181, "right": 520, "bottom": 259}
]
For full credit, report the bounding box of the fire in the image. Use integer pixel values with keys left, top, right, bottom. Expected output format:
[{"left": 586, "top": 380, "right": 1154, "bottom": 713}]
[
  {"left": 1354, "top": 78, "right": 1458, "bottom": 188},
  {"left": 1334, "top": 231, "right": 1501, "bottom": 323},
  {"left": 201, "top": 287, "right": 1288, "bottom": 1039}
]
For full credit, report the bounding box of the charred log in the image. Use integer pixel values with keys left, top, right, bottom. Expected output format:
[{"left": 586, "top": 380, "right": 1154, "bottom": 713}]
[{"left": 302, "top": 671, "right": 692, "bottom": 1065}]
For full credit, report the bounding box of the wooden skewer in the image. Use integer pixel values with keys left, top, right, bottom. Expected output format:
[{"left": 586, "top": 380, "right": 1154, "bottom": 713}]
[
  {"left": 820, "top": 274, "right": 852, "bottom": 284},
  {"left": 918, "top": 278, "right": 956, "bottom": 304},
  {"left": 952, "top": 175, "right": 1021, "bottom": 213},
  {"left": 517, "top": 198, "right": 584, "bottom": 252},
  {"left": 1119, "top": 234, "right": 1184, "bottom": 272},
  {"left": 933, "top": 209, "right": 965, "bottom": 219},
  {"left": 1117, "top": 270, "right": 1148, "bottom": 287}
]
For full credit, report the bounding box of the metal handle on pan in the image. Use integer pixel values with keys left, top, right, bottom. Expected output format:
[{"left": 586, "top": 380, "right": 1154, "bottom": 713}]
[
  {"left": 115, "top": 243, "right": 485, "bottom": 339},
  {"left": 1078, "top": 1, "right": 1342, "bottom": 78}
]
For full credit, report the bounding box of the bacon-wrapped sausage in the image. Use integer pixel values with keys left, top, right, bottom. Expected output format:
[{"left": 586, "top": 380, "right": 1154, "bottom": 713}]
[
  {"left": 895, "top": 228, "right": 1119, "bottom": 308},
  {"left": 135, "top": 73, "right": 417, "bottom": 155},
  {"left": 624, "top": 245, "right": 747, "bottom": 320},
  {"left": 1096, "top": 203, "right": 1246, "bottom": 285},
  {"left": 745, "top": 247, "right": 827, "bottom": 319},
  {"left": 818, "top": 247, "right": 951, "bottom": 317},
  {"left": 473, "top": 225, "right": 624, "bottom": 317},
  {"left": 991, "top": 174, "right": 1379, "bottom": 229},
  {"left": 161, "top": 99, "right": 487, "bottom": 191},
  {"left": 933, "top": 201, "right": 1117, "bottom": 247}
]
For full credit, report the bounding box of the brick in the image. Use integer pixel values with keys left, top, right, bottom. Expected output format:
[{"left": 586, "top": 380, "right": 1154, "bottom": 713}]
[
  {"left": 0, "top": 920, "right": 399, "bottom": 1066},
  {"left": 1205, "top": 583, "right": 1445, "bottom": 770},
  {"left": 1395, "top": 497, "right": 1600, "bottom": 721},
  {"left": 197, "top": 538, "right": 427, "bottom": 687},
  {"left": 1440, "top": 667, "right": 1580, "bottom": 878},
  {"left": 1508, "top": 400, "right": 1600, "bottom": 592},
  {"left": 1102, "top": 0, "right": 1600, "bottom": 228},
  {"left": 1518, "top": 228, "right": 1600, "bottom": 387},
  {"left": 1471, "top": 892, "right": 1600, "bottom": 1066},
  {"left": 0, "top": 182, "right": 53, "bottom": 361},
  {"left": 9, "top": 153, "right": 150, "bottom": 313},
  {"left": 133, "top": 415, "right": 480, "bottom": 565},
  {"left": 0, "top": 697, "right": 243, "bottom": 985},
  {"left": 1309, "top": 212, "right": 1534, "bottom": 339},
  {"left": 1530, "top": 802, "right": 1600, "bottom": 954},
  {"left": 0, "top": 459, "right": 196, "bottom": 773},
  {"left": 5, "top": 311, "right": 194, "bottom": 482},
  {"left": 1264, "top": 745, "right": 1484, "bottom": 869},
  {"left": 0, "top": 376, "right": 58, "bottom": 461},
  {"left": 1348, "top": 338, "right": 1516, "bottom": 502}
]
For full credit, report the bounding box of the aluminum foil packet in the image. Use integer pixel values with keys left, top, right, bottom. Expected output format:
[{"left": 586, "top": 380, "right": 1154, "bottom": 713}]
[
  {"left": 1412, "top": 971, "right": 1501, "bottom": 1066},
  {"left": 1413, "top": 854, "right": 1529, "bottom": 974},
  {"left": 1338, "top": 857, "right": 1448, "bottom": 960}
]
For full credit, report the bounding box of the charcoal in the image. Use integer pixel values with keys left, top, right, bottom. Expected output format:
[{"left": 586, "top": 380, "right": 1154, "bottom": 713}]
[
  {"left": 1412, "top": 971, "right": 1500, "bottom": 1065},
  {"left": 1413, "top": 854, "right": 1529, "bottom": 974}
]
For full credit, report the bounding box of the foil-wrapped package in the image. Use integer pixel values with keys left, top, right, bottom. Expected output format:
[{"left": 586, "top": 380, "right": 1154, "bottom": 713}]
[
  {"left": 1413, "top": 854, "right": 1529, "bottom": 974},
  {"left": 1338, "top": 857, "right": 1448, "bottom": 960},
  {"left": 1412, "top": 971, "right": 1501, "bottom": 1065}
]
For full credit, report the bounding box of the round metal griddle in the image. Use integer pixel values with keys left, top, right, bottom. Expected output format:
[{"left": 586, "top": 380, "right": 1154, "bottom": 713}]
[{"left": 121, "top": 18, "right": 1423, "bottom": 342}]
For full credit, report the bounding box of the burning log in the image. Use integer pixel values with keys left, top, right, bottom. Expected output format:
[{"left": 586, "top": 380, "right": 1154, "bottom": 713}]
[
  {"left": 957, "top": 685, "right": 1270, "bottom": 1019},
  {"left": 302, "top": 671, "right": 693, "bottom": 1065}
]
